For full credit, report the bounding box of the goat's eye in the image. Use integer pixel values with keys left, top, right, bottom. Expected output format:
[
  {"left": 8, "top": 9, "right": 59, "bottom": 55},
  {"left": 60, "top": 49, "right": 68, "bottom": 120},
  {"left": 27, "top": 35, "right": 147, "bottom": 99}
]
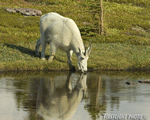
[{"left": 80, "top": 57, "right": 84, "bottom": 60}]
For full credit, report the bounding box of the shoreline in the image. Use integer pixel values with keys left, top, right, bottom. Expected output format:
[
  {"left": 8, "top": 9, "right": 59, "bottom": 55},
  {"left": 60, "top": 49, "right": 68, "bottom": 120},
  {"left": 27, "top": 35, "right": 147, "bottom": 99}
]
[{"left": 0, "top": 67, "right": 150, "bottom": 72}]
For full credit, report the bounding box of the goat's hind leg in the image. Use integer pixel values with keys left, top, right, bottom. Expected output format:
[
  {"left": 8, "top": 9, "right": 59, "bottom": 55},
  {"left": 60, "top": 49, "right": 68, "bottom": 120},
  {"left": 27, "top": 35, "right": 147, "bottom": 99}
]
[
  {"left": 35, "top": 38, "right": 41, "bottom": 56},
  {"left": 41, "top": 36, "right": 47, "bottom": 60}
]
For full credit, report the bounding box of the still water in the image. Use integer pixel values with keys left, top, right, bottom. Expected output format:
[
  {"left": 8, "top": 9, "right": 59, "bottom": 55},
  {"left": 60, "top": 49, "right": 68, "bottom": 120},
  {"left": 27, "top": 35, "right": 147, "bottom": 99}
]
[{"left": 0, "top": 72, "right": 150, "bottom": 120}]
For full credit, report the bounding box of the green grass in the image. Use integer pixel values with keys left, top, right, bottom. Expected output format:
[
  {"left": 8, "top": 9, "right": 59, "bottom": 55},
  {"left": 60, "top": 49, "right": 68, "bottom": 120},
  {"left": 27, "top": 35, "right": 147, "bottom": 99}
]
[{"left": 0, "top": 0, "right": 150, "bottom": 71}]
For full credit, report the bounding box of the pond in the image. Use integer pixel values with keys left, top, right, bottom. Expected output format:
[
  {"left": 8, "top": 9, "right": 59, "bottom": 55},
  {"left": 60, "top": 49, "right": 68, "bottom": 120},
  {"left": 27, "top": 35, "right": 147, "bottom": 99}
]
[{"left": 0, "top": 72, "right": 150, "bottom": 120}]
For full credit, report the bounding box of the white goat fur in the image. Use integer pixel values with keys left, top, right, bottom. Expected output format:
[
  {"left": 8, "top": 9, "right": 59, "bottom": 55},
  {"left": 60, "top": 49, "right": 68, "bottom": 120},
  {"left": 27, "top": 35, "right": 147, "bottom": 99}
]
[{"left": 35, "top": 12, "right": 91, "bottom": 72}]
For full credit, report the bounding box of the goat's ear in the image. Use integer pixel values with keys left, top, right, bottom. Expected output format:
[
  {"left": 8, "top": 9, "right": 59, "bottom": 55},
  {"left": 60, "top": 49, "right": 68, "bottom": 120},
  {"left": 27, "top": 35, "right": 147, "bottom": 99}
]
[{"left": 86, "top": 43, "right": 92, "bottom": 56}]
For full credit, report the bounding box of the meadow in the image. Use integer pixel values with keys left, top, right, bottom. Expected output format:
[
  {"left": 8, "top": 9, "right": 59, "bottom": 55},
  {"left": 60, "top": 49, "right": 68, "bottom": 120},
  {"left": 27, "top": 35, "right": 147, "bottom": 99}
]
[{"left": 0, "top": 0, "right": 150, "bottom": 71}]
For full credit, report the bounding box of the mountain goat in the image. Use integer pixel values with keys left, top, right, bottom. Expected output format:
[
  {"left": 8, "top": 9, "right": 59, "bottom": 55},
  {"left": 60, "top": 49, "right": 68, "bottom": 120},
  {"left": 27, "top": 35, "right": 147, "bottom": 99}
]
[{"left": 35, "top": 12, "right": 91, "bottom": 72}]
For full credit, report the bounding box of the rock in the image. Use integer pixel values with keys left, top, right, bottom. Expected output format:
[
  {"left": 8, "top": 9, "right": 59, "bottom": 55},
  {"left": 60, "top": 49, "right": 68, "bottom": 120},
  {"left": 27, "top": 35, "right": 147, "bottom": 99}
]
[
  {"left": 138, "top": 80, "right": 150, "bottom": 84},
  {"left": 126, "top": 82, "right": 131, "bottom": 85},
  {"left": 5, "top": 8, "right": 42, "bottom": 16},
  {"left": 5, "top": 8, "right": 16, "bottom": 13},
  {"left": 126, "top": 81, "right": 136, "bottom": 85}
]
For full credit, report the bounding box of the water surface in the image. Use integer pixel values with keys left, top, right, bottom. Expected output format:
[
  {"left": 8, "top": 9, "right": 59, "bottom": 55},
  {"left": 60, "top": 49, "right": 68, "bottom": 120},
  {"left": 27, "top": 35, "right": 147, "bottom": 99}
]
[{"left": 0, "top": 72, "right": 150, "bottom": 120}]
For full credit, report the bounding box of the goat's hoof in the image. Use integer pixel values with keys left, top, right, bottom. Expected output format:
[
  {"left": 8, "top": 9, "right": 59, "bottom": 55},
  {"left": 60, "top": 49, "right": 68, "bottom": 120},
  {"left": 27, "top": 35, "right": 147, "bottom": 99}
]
[
  {"left": 48, "top": 57, "right": 54, "bottom": 62},
  {"left": 48, "top": 59, "right": 53, "bottom": 62},
  {"left": 70, "top": 66, "right": 76, "bottom": 72},
  {"left": 41, "top": 58, "right": 46, "bottom": 61}
]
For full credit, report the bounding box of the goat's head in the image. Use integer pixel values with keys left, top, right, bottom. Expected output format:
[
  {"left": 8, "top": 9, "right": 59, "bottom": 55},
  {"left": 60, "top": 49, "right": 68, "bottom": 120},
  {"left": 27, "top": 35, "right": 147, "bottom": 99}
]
[{"left": 77, "top": 44, "right": 92, "bottom": 73}]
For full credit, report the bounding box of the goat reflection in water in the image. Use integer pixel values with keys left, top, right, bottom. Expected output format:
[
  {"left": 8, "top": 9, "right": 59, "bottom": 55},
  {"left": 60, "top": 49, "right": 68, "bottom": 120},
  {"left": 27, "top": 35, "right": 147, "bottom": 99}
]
[{"left": 36, "top": 73, "right": 87, "bottom": 120}]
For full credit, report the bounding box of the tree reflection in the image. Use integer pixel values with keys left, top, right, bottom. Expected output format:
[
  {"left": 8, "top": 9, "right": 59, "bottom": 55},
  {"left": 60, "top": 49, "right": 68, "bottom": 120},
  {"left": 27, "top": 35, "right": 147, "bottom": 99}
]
[{"left": 85, "top": 73, "right": 106, "bottom": 120}]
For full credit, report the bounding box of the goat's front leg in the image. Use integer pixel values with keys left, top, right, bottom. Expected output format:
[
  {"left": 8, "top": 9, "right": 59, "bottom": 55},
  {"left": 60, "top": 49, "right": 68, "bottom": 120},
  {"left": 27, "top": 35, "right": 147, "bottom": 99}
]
[
  {"left": 48, "top": 42, "right": 57, "bottom": 62},
  {"left": 41, "top": 39, "right": 46, "bottom": 60},
  {"left": 67, "top": 50, "right": 75, "bottom": 71}
]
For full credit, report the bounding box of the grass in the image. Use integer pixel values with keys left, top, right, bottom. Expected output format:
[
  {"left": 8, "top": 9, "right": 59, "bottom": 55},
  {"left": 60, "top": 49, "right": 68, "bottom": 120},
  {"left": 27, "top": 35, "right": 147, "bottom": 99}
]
[{"left": 0, "top": 0, "right": 150, "bottom": 71}]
